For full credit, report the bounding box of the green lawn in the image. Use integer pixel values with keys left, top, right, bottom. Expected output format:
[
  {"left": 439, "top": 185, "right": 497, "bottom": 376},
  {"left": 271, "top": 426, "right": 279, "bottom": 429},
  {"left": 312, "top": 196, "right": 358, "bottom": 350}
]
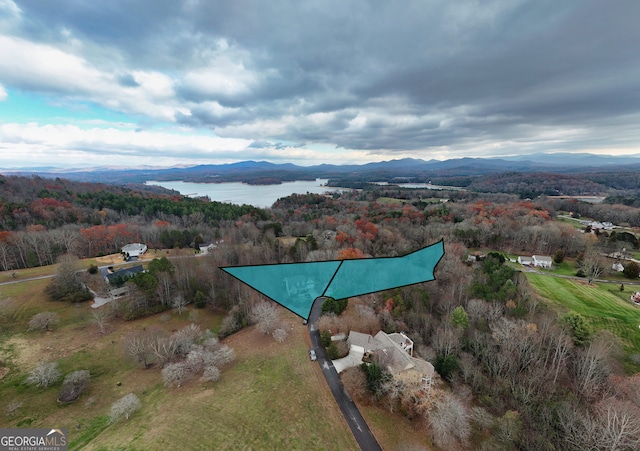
[{"left": 526, "top": 273, "right": 640, "bottom": 371}]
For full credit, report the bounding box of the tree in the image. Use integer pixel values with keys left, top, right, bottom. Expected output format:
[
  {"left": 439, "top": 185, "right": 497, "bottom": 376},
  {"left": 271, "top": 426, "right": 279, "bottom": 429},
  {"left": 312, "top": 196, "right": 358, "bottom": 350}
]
[
  {"left": 578, "top": 251, "right": 605, "bottom": 284},
  {"left": 126, "top": 332, "right": 153, "bottom": 368},
  {"left": 562, "top": 313, "right": 593, "bottom": 347},
  {"left": 272, "top": 327, "right": 288, "bottom": 343},
  {"left": 28, "top": 312, "right": 60, "bottom": 331},
  {"left": 450, "top": 306, "right": 469, "bottom": 329},
  {"left": 429, "top": 392, "right": 471, "bottom": 449},
  {"left": 26, "top": 362, "right": 61, "bottom": 388},
  {"left": 91, "top": 309, "right": 110, "bottom": 334},
  {"left": 623, "top": 261, "right": 640, "bottom": 279},
  {"left": 45, "top": 254, "right": 92, "bottom": 302},
  {"left": 109, "top": 393, "right": 141, "bottom": 422},
  {"left": 58, "top": 370, "right": 90, "bottom": 403},
  {"left": 250, "top": 301, "right": 280, "bottom": 334},
  {"left": 172, "top": 295, "right": 188, "bottom": 315},
  {"left": 161, "top": 362, "right": 192, "bottom": 387}
]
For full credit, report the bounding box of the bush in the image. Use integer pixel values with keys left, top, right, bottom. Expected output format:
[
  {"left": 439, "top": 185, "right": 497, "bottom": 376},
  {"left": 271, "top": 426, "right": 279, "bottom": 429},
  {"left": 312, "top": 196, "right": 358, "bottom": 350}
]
[
  {"left": 320, "top": 330, "right": 332, "bottom": 348},
  {"left": 109, "top": 393, "right": 141, "bottom": 422},
  {"left": 326, "top": 343, "right": 340, "bottom": 360},
  {"left": 87, "top": 264, "right": 99, "bottom": 275},
  {"left": 28, "top": 312, "right": 60, "bottom": 332},
  {"left": 200, "top": 365, "right": 221, "bottom": 383},
  {"left": 58, "top": 370, "right": 90, "bottom": 403},
  {"left": 272, "top": 328, "right": 289, "bottom": 343},
  {"left": 26, "top": 362, "right": 61, "bottom": 388},
  {"left": 623, "top": 261, "right": 640, "bottom": 279}
]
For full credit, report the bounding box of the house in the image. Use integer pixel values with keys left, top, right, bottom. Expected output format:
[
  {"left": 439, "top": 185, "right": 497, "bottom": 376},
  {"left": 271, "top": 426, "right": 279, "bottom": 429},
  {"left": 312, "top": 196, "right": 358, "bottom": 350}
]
[
  {"left": 532, "top": 255, "right": 553, "bottom": 269},
  {"left": 517, "top": 256, "right": 533, "bottom": 266},
  {"left": 102, "top": 265, "right": 144, "bottom": 284},
  {"left": 121, "top": 243, "right": 147, "bottom": 260},
  {"left": 347, "top": 330, "right": 434, "bottom": 387},
  {"left": 612, "top": 262, "right": 625, "bottom": 272},
  {"left": 198, "top": 242, "right": 217, "bottom": 254}
]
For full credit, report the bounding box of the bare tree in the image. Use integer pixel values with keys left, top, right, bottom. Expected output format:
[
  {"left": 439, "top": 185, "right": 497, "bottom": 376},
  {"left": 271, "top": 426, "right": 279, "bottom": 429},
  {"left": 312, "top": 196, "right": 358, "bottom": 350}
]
[
  {"left": 580, "top": 250, "right": 605, "bottom": 284},
  {"left": 125, "top": 332, "right": 153, "bottom": 368},
  {"left": 109, "top": 393, "right": 141, "bottom": 422},
  {"left": 250, "top": 301, "right": 280, "bottom": 334},
  {"left": 91, "top": 309, "right": 110, "bottom": 334},
  {"left": 272, "top": 327, "right": 289, "bottom": 343},
  {"left": 27, "top": 312, "right": 60, "bottom": 332},
  {"left": 26, "top": 362, "right": 61, "bottom": 388},
  {"left": 572, "top": 336, "right": 613, "bottom": 400},
  {"left": 172, "top": 295, "right": 188, "bottom": 316},
  {"left": 428, "top": 392, "right": 471, "bottom": 449},
  {"left": 595, "top": 398, "right": 640, "bottom": 450},
  {"left": 161, "top": 361, "right": 192, "bottom": 387}
]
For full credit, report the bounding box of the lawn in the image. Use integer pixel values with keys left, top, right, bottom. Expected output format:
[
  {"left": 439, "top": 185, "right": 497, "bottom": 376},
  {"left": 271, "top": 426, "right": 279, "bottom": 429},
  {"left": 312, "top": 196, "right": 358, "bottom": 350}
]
[{"left": 526, "top": 273, "right": 640, "bottom": 371}]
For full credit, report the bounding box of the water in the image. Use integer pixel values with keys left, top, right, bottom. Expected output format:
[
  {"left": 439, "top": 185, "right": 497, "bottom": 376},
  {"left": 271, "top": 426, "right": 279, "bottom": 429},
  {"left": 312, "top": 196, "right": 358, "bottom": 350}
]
[{"left": 145, "top": 179, "right": 342, "bottom": 208}]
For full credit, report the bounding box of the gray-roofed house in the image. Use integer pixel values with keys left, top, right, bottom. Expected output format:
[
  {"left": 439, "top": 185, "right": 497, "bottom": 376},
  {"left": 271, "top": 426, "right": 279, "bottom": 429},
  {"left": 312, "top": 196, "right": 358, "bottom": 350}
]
[
  {"left": 102, "top": 265, "right": 144, "bottom": 284},
  {"left": 347, "top": 330, "right": 434, "bottom": 387}
]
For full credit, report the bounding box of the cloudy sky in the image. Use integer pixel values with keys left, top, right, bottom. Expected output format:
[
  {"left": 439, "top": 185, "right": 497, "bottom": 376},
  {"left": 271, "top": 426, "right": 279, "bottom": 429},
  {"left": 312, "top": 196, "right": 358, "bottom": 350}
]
[{"left": 0, "top": 0, "right": 639, "bottom": 169}]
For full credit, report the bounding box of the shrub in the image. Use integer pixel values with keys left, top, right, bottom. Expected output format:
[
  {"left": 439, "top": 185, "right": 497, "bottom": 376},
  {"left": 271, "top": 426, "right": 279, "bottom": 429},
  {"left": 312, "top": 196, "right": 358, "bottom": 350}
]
[
  {"left": 109, "top": 393, "right": 141, "bottom": 422},
  {"left": 623, "top": 261, "right": 640, "bottom": 279},
  {"left": 58, "top": 370, "right": 90, "bottom": 403},
  {"left": 28, "top": 312, "right": 60, "bottom": 332},
  {"left": 201, "top": 365, "right": 221, "bottom": 383},
  {"left": 272, "top": 328, "right": 289, "bottom": 343}
]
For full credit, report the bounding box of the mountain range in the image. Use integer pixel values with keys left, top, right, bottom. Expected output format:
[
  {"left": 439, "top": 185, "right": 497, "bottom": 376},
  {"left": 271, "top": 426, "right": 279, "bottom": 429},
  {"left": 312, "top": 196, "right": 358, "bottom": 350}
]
[{"left": 3, "top": 153, "right": 640, "bottom": 185}]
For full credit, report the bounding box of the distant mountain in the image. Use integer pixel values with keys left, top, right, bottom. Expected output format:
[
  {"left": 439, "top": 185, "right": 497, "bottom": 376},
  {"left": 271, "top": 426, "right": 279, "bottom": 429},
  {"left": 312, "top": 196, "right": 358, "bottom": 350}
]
[
  {"left": 4, "top": 154, "right": 640, "bottom": 186},
  {"left": 497, "top": 152, "right": 640, "bottom": 167}
]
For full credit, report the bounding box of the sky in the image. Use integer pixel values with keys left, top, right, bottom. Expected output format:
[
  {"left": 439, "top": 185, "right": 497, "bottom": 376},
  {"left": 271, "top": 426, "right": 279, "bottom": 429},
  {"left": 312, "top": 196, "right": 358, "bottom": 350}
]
[{"left": 0, "top": 0, "right": 639, "bottom": 169}]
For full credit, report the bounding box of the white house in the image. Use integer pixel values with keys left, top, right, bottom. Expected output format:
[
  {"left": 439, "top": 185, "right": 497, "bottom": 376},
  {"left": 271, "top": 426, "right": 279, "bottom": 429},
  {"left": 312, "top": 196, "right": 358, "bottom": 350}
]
[
  {"left": 612, "top": 262, "right": 625, "bottom": 272},
  {"left": 121, "top": 243, "right": 147, "bottom": 260},
  {"left": 518, "top": 256, "right": 533, "bottom": 266},
  {"left": 198, "top": 242, "right": 217, "bottom": 254},
  {"left": 532, "top": 255, "right": 553, "bottom": 268}
]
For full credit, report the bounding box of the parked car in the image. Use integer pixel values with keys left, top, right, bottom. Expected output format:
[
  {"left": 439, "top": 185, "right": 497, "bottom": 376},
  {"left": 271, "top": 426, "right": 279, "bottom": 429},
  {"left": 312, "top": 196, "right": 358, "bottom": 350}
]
[
  {"left": 309, "top": 349, "right": 317, "bottom": 361},
  {"left": 302, "top": 319, "right": 308, "bottom": 325}
]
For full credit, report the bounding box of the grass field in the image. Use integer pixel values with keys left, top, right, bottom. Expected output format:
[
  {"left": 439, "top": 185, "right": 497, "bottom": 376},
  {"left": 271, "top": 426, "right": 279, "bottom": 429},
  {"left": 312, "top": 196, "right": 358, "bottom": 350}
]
[
  {"left": 526, "top": 273, "right": 640, "bottom": 371},
  {"left": 1, "top": 263, "right": 431, "bottom": 450}
]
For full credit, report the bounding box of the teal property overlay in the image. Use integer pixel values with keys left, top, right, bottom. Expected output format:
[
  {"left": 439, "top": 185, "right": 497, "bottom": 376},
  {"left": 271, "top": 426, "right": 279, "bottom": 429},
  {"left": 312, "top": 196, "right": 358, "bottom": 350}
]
[{"left": 221, "top": 240, "right": 445, "bottom": 320}]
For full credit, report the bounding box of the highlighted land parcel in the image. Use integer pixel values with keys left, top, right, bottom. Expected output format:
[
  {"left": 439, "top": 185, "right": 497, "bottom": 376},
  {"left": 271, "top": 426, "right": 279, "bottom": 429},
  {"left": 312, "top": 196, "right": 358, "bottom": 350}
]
[{"left": 221, "top": 240, "right": 445, "bottom": 319}]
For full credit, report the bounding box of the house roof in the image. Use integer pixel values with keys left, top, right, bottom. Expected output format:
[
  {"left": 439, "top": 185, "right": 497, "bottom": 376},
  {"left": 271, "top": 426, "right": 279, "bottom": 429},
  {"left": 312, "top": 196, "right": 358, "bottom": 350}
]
[
  {"left": 532, "top": 255, "right": 553, "bottom": 262},
  {"left": 104, "top": 265, "right": 144, "bottom": 282},
  {"left": 348, "top": 331, "right": 383, "bottom": 351},
  {"left": 121, "top": 243, "right": 147, "bottom": 253}
]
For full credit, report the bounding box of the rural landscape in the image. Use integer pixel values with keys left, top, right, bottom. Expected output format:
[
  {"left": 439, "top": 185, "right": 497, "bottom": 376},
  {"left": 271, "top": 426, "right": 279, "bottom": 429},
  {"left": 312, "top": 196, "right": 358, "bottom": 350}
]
[{"left": 1, "top": 158, "right": 640, "bottom": 450}]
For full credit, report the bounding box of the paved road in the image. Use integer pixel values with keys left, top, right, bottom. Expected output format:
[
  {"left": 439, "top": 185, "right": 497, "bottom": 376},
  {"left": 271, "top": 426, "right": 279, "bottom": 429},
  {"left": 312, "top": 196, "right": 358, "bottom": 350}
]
[{"left": 308, "top": 297, "right": 382, "bottom": 451}]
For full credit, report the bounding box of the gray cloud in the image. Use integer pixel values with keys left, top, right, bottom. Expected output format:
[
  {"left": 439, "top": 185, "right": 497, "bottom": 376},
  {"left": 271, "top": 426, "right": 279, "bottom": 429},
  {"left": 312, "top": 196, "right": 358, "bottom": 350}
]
[{"left": 4, "top": 0, "right": 640, "bottom": 162}]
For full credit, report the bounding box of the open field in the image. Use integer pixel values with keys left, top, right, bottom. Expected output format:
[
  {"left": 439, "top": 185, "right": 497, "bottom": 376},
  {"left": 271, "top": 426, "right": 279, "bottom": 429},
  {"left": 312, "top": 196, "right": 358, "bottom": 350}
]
[
  {"left": 526, "top": 273, "right": 640, "bottom": 371},
  {"left": 1, "top": 263, "right": 432, "bottom": 450}
]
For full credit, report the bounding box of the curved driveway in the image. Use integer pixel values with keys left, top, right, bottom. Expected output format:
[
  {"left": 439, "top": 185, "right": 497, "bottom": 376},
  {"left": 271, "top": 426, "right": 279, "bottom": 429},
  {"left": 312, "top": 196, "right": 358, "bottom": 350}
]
[{"left": 308, "top": 297, "right": 382, "bottom": 451}]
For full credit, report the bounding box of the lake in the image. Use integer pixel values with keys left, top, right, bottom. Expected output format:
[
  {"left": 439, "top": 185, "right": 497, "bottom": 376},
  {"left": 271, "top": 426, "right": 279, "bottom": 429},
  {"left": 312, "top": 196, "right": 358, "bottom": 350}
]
[{"left": 145, "top": 179, "right": 342, "bottom": 208}]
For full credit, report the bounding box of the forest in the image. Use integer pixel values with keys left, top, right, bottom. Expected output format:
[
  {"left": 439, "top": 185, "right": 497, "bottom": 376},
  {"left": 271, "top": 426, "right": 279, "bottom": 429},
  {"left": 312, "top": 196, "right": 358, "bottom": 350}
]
[{"left": 2, "top": 172, "right": 640, "bottom": 450}]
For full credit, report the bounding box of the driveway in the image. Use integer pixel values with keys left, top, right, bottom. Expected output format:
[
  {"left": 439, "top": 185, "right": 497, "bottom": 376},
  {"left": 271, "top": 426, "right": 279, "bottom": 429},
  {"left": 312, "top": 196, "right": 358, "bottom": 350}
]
[
  {"left": 332, "top": 348, "right": 364, "bottom": 374},
  {"left": 308, "top": 297, "right": 382, "bottom": 451}
]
